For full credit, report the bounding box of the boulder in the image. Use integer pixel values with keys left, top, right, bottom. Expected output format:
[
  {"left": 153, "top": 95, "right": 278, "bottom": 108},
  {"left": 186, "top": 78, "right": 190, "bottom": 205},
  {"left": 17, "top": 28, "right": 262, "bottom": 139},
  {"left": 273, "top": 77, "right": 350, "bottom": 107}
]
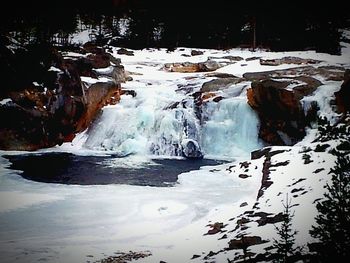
[
  {"left": 163, "top": 62, "right": 200, "bottom": 73},
  {"left": 247, "top": 77, "right": 321, "bottom": 145},
  {"left": 335, "top": 69, "right": 350, "bottom": 113},
  {"left": 86, "top": 53, "right": 111, "bottom": 68},
  {"left": 191, "top": 50, "right": 204, "bottom": 56},
  {"left": 228, "top": 236, "right": 267, "bottom": 250},
  {"left": 163, "top": 59, "right": 221, "bottom": 73},
  {"left": 116, "top": 48, "right": 134, "bottom": 56},
  {"left": 201, "top": 77, "right": 243, "bottom": 93},
  {"left": 181, "top": 139, "right": 203, "bottom": 159}
]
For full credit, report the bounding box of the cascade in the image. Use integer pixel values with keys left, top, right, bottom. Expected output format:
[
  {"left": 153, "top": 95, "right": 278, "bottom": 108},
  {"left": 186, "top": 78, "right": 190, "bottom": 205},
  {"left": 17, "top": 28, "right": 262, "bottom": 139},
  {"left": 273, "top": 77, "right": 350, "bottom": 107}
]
[{"left": 81, "top": 81, "right": 261, "bottom": 159}]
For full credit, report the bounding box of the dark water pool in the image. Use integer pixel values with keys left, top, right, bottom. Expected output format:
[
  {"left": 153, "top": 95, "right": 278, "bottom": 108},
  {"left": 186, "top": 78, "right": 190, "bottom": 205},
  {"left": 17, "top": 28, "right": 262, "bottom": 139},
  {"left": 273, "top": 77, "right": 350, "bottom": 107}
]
[{"left": 4, "top": 153, "right": 224, "bottom": 187}]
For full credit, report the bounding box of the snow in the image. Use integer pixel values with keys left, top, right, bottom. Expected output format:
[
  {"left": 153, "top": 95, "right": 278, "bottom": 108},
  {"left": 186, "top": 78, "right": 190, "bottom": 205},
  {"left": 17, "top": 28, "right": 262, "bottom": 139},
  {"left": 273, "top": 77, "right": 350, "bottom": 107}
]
[
  {"left": 80, "top": 76, "right": 112, "bottom": 86},
  {"left": 69, "top": 29, "right": 93, "bottom": 45},
  {"left": 1, "top": 37, "right": 349, "bottom": 262},
  {"left": 0, "top": 98, "right": 12, "bottom": 105},
  {"left": 48, "top": 66, "right": 62, "bottom": 73}
]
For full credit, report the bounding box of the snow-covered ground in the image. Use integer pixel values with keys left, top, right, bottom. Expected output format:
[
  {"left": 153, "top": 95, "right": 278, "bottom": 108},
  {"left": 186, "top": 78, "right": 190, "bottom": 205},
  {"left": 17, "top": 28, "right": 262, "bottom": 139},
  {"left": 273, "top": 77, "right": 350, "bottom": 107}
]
[{"left": 0, "top": 36, "right": 349, "bottom": 262}]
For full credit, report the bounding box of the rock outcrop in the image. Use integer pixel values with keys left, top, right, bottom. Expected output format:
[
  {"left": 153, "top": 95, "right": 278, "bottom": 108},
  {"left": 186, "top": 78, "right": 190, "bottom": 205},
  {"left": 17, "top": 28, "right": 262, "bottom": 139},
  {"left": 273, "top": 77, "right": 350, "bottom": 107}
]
[
  {"left": 259, "top": 56, "right": 320, "bottom": 66},
  {"left": 247, "top": 76, "right": 322, "bottom": 145},
  {"left": 163, "top": 60, "right": 221, "bottom": 73},
  {"left": 335, "top": 69, "right": 350, "bottom": 114},
  {"left": 181, "top": 139, "right": 203, "bottom": 159},
  {"left": 0, "top": 42, "right": 125, "bottom": 150}
]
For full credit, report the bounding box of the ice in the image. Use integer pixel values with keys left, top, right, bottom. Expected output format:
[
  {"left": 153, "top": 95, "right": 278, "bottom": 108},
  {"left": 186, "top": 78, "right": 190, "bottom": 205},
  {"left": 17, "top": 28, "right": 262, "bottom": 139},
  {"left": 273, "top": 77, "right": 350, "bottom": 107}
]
[
  {"left": 301, "top": 81, "right": 342, "bottom": 124},
  {"left": 0, "top": 154, "right": 252, "bottom": 263},
  {"left": 201, "top": 91, "right": 262, "bottom": 159}
]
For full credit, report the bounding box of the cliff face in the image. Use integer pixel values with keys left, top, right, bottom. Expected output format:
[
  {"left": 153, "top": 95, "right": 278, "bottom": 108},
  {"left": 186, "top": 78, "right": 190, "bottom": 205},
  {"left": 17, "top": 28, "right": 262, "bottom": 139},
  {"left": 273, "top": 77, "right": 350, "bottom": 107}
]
[
  {"left": 0, "top": 41, "right": 125, "bottom": 150},
  {"left": 245, "top": 66, "right": 346, "bottom": 146}
]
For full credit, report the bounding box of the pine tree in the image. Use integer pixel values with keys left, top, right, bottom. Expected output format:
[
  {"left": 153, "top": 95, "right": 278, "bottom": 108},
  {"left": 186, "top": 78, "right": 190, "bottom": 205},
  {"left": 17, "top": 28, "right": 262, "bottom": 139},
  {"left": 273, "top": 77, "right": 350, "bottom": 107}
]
[
  {"left": 310, "top": 154, "right": 350, "bottom": 262},
  {"left": 272, "top": 195, "right": 299, "bottom": 263}
]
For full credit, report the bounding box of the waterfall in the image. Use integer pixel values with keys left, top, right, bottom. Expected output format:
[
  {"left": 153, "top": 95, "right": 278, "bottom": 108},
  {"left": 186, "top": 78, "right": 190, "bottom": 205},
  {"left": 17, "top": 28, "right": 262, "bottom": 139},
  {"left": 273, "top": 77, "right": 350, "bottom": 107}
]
[
  {"left": 81, "top": 82, "right": 261, "bottom": 160},
  {"left": 201, "top": 95, "right": 262, "bottom": 159}
]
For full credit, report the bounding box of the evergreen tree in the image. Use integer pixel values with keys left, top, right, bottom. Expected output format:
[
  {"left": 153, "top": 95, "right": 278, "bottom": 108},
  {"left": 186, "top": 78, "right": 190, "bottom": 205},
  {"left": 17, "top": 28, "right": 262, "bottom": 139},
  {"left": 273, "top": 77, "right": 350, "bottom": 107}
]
[
  {"left": 272, "top": 195, "right": 299, "bottom": 263},
  {"left": 310, "top": 154, "right": 350, "bottom": 262}
]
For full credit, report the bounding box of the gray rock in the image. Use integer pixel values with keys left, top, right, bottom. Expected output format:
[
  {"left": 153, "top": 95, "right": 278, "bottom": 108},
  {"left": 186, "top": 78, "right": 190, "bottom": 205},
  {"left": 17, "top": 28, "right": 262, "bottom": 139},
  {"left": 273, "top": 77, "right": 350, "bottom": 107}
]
[
  {"left": 201, "top": 77, "right": 243, "bottom": 93},
  {"left": 181, "top": 139, "right": 203, "bottom": 159}
]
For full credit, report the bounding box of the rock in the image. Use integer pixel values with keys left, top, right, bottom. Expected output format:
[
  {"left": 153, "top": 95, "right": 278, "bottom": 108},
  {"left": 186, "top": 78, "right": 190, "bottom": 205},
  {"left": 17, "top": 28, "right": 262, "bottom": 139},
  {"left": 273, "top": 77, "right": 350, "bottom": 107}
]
[
  {"left": 86, "top": 53, "right": 111, "bottom": 68},
  {"left": 314, "top": 143, "right": 330, "bottom": 152},
  {"left": 335, "top": 69, "right": 350, "bottom": 113},
  {"left": 206, "top": 222, "right": 225, "bottom": 235},
  {"left": 256, "top": 212, "right": 284, "bottom": 226},
  {"left": 247, "top": 77, "right": 322, "bottom": 145},
  {"left": 213, "top": 96, "right": 224, "bottom": 103},
  {"left": 191, "top": 50, "right": 203, "bottom": 56},
  {"left": 228, "top": 236, "right": 267, "bottom": 250},
  {"left": 163, "top": 60, "right": 221, "bottom": 73},
  {"left": 198, "top": 59, "right": 220, "bottom": 71},
  {"left": 204, "top": 72, "right": 236, "bottom": 78},
  {"left": 181, "top": 139, "right": 203, "bottom": 159},
  {"left": 336, "top": 140, "right": 350, "bottom": 151},
  {"left": 0, "top": 44, "right": 123, "bottom": 151},
  {"left": 239, "top": 174, "right": 250, "bottom": 179},
  {"left": 116, "top": 48, "right": 134, "bottom": 56},
  {"left": 121, "top": 89, "right": 137, "bottom": 97},
  {"left": 201, "top": 77, "right": 242, "bottom": 93},
  {"left": 302, "top": 153, "right": 313, "bottom": 164},
  {"left": 163, "top": 62, "right": 200, "bottom": 73},
  {"left": 201, "top": 92, "right": 217, "bottom": 101},
  {"left": 260, "top": 56, "right": 321, "bottom": 66},
  {"left": 82, "top": 42, "right": 104, "bottom": 54},
  {"left": 243, "top": 66, "right": 345, "bottom": 82},
  {"left": 76, "top": 82, "right": 121, "bottom": 132},
  {"left": 251, "top": 147, "right": 272, "bottom": 160},
  {"left": 240, "top": 202, "right": 248, "bottom": 207},
  {"left": 246, "top": 56, "right": 261, "bottom": 61},
  {"left": 208, "top": 55, "right": 244, "bottom": 62}
]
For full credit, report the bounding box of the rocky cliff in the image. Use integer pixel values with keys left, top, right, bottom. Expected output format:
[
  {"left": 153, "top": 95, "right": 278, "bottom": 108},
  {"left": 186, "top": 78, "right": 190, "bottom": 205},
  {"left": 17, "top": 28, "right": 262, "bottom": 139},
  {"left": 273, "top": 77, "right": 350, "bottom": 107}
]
[{"left": 0, "top": 40, "right": 125, "bottom": 150}]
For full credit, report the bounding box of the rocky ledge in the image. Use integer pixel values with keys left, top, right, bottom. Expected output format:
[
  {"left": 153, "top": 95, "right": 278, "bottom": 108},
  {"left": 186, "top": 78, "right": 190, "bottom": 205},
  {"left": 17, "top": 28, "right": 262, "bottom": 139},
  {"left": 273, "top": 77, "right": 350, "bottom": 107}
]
[{"left": 0, "top": 40, "right": 126, "bottom": 150}]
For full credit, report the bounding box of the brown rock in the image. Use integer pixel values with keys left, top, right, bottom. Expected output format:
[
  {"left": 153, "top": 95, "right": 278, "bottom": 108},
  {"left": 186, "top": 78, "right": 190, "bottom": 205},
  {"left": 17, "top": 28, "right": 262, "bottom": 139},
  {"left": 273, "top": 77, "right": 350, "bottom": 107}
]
[
  {"left": 191, "top": 50, "right": 204, "bottom": 56},
  {"left": 228, "top": 236, "right": 267, "bottom": 250},
  {"left": 335, "top": 69, "right": 350, "bottom": 113},
  {"left": 117, "top": 48, "right": 134, "bottom": 56},
  {"left": 201, "top": 92, "right": 217, "bottom": 101},
  {"left": 201, "top": 77, "right": 242, "bottom": 93},
  {"left": 0, "top": 45, "right": 124, "bottom": 151},
  {"left": 247, "top": 77, "right": 321, "bottom": 145},
  {"left": 86, "top": 53, "right": 111, "bottom": 68},
  {"left": 206, "top": 222, "right": 225, "bottom": 235}
]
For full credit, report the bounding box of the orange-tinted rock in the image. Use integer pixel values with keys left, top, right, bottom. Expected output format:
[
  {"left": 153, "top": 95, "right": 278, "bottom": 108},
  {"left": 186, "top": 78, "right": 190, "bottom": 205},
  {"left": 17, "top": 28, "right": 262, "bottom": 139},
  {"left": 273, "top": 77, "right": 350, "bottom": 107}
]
[
  {"left": 202, "top": 92, "right": 217, "bottom": 101},
  {"left": 247, "top": 77, "right": 321, "bottom": 145},
  {"left": 0, "top": 44, "right": 124, "bottom": 151},
  {"left": 335, "top": 69, "right": 350, "bottom": 113}
]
